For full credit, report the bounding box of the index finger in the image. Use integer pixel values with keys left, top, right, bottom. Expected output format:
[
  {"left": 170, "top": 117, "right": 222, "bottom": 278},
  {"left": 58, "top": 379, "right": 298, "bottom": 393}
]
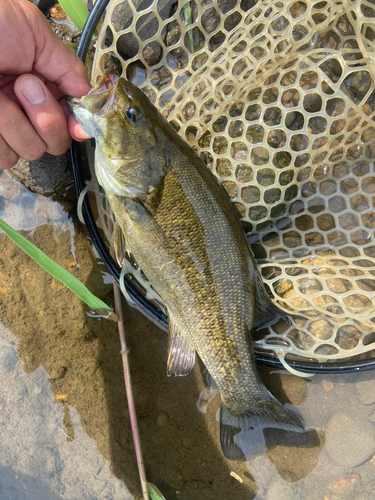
[{"left": 17, "top": 0, "right": 91, "bottom": 98}]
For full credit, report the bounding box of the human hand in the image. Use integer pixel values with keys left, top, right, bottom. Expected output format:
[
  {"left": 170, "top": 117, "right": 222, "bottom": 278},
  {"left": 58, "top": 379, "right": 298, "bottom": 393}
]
[{"left": 0, "top": 0, "right": 92, "bottom": 169}]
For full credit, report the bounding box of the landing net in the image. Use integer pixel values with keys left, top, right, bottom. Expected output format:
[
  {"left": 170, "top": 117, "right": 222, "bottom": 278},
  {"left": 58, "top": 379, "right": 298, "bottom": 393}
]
[{"left": 85, "top": 0, "right": 375, "bottom": 368}]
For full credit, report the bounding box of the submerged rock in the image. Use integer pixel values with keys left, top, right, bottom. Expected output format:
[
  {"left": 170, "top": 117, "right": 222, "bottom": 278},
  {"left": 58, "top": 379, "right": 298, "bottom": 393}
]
[
  {"left": 279, "top": 373, "right": 307, "bottom": 405},
  {"left": 322, "top": 379, "right": 334, "bottom": 392},
  {"left": 156, "top": 410, "right": 169, "bottom": 427},
  {"left": 328, "top": 474, "right": 359, "bottom": 493},
  {"left": 355, "top": 372, "right": 375, "bottom": 405},
  {"left": 10, "top": 152, "right": 76, "bottom": 202},
  {"left": 265, "top": 478, "right": 300, "bottom": 500},
  {"left": 267, "top": 429, "right": 325, "bottom": 483},
  {"left": 0, "top": 347, "right": 19, "bottom": 372},
  {"left": 325, "top": 411, "right": 375, "bottom": 467}
]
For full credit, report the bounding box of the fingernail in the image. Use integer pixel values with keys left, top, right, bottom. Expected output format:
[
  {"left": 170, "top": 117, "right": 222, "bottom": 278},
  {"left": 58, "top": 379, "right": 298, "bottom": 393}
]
[{"left": 20, "top": 78, "right": 46, "bottom": 105}]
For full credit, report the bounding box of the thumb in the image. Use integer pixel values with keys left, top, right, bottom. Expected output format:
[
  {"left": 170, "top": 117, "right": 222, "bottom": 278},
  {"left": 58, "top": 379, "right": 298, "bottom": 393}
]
[{"left": 15, "top": 74, "right": 72, "bottom": 155}]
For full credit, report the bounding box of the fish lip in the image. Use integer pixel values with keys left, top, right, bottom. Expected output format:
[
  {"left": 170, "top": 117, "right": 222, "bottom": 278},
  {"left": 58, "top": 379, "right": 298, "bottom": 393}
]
[
  {"left": 66, "top": 96, "right": 83, "bottom": 109},
  {"left": 67, "top": 73, "right": 120, "bottom": 113},
  {"left": 100, "top": 72, "right": 120, "bottom": 88},
  {"left": 117, "top": 79, "right": 134, "bottom": 101}
]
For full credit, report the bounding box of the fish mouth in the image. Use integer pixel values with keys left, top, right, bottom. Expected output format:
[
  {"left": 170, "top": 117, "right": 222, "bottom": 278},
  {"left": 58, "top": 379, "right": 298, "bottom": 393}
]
[
  {"left": 66, "top": 96, "right": 89, "bottom": 122},
  {"left": 93, "top": 71, "right": 120, "bottom": 89},
  {"left": 88, "top": 72, "right": 121, "bottom": 104},
  {"left": 67, "top": 72, "right": 121, "bottom": 114},
  {"left": 66, "top": 96, "right": 80, "bottom": 103}
]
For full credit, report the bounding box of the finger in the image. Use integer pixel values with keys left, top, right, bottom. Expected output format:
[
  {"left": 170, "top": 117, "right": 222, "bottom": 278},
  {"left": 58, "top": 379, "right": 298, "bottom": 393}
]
[
  {"left": 18, "top": 1, "right": 91, "bottom": 98},
  {"left": 67, "top": 114, "right": 92, "bottom": 141},
  {"left": 0, "top": 89, "right": 46, "bottom": 161},
  {"left": 0, "top": 81, "right": 20, "bottom": 106},
  {"left": 15, "top": 75, "right": 72, "bottom": 156},
  {"left": 60, "top": 99, "right": 92, "bottom": 141},
  {"left": 0, "top": 135, "right": 19, "bottom": 170},
  {"left": 46, "top": 81, "right": 64, "bottom": 102},
  {"left": 0, "top": 76, "right": 21, "bottom": 105},
  {"left": 0, "top": 75, "right": 17, "bottom": 89}
]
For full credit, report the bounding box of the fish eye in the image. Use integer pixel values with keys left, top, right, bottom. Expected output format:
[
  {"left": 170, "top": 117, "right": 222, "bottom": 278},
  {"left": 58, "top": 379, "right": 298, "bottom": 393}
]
[{"left": 125, "top": 106, "right": 138, "bottom": 122}]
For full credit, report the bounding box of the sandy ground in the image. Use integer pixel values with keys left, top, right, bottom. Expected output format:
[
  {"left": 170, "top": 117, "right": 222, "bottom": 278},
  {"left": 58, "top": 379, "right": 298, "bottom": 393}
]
[{"left": 0, "top": 169, "right": 257, "bottom": 500}]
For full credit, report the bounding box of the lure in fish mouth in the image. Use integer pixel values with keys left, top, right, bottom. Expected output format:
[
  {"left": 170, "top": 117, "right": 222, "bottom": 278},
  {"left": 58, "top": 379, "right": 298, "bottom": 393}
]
[{"left": 69, "top": 72, "right": 310, "bottom": 460}]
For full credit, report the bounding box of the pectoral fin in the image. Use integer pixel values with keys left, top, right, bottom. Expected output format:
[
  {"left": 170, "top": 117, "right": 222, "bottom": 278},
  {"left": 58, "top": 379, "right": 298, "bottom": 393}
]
[{"left": 167, "top": 315, "right": 195, "bottom": 377}]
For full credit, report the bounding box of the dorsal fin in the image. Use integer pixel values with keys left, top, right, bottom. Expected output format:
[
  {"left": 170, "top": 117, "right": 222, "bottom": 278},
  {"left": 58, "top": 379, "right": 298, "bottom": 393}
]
[{"left": 167, "top": 314, "right": 195, "bottom": 377}]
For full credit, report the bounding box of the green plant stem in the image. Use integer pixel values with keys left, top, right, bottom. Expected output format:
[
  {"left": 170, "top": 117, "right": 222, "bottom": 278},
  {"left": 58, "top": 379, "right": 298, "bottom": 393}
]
[
  {"left": 183, "top": 1, "right": 194, "bottom": 52},
  {"left": 147, "top": 483, "right": 167, "bottom": 500},
  {"left": 59, "top": 0, "right": 98, "bottom": 37}
]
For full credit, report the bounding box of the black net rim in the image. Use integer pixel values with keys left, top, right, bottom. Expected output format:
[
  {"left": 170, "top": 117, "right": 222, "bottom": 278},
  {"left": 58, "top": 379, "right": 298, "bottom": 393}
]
[{"left": 69, "top": 0, "right": 375, "bottom": 374}]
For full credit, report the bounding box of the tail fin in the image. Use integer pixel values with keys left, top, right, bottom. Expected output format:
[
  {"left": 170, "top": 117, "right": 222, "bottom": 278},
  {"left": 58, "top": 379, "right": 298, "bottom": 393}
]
[{"left": 220, "top": 396, "right": 309, "bottom": 460}]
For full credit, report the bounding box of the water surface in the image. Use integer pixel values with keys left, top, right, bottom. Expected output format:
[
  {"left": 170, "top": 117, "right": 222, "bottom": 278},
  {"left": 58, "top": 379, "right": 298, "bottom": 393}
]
[{"left": 0, "top": 170, "right": 375, "bottom": 500}]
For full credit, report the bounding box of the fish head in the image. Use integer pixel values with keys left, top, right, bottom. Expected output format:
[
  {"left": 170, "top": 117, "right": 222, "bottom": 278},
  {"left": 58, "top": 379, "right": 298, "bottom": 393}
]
[{"left": 68, "top": 72, "right": 166, "bottom": 197}]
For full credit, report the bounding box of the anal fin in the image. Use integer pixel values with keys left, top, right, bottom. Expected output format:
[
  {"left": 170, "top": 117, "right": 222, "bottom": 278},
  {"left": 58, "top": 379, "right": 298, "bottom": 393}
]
[
  {"left": 114, "top": 222, "right": 128, "bottom": 267},
  {"left": 167, "top": 314, "right": 195, "bottom": 377}
]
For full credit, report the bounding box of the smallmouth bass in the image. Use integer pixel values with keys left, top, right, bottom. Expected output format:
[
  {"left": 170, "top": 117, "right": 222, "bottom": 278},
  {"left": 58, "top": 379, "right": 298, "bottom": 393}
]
[{"left": 69, "top": 73, "right": 309, "bottom": 459}]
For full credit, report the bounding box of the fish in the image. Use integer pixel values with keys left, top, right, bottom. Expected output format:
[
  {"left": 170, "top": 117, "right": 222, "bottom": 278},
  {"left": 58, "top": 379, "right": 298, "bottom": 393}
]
[{"left": 69, "top": 72, "right": 309, "bottom": 459}]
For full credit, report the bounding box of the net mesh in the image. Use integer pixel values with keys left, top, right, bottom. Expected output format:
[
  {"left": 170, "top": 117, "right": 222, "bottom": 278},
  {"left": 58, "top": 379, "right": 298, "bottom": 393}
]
[{"left": 89, "top": 0, "right": 375, "bottom": 365}]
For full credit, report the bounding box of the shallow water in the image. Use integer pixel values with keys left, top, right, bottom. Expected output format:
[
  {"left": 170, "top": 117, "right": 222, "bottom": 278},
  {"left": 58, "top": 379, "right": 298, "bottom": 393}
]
[{"left": 1, "top": 169, "right": 375, "bottom": 500}]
